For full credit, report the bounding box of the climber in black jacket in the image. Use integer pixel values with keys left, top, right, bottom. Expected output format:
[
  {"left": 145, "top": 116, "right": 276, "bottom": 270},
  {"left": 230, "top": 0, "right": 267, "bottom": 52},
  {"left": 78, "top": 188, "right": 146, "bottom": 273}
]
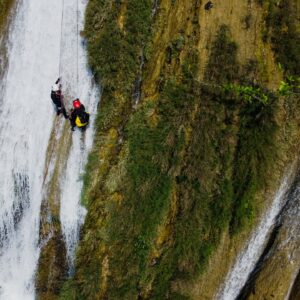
[
  {"left": 50, "top": 78, "right": 69, "bottom": 119},
  {"left": 69, "top": 98, "right": 90, "bottom": 131}
]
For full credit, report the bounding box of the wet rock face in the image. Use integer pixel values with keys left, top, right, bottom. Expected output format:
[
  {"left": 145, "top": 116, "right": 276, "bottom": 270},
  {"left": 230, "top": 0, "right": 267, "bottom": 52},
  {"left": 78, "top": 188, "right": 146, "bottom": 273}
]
[
  {"left": 36, "top": 226, "right": 68, "bottom": 300},
  {"left": 36, "top": 123, "right": 72, "bottom": 299}
]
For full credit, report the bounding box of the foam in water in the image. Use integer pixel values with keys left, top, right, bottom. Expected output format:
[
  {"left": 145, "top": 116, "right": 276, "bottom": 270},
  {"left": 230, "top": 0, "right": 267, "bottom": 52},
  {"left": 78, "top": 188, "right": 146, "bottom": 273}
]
[
  {"left": 59, "top": 0, "right": 99, "bottom": 272},
  {"left": 0, "top": 0, "right": 62, "bottom": 298}
]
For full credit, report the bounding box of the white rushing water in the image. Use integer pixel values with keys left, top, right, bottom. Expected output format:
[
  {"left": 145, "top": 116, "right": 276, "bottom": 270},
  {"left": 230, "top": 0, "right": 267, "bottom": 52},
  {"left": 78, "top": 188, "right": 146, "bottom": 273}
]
[
  {"left": 59, "top": 0, "right": 99, "bottom": 271},
  {"left": 0, "top": 0, "right": 98, "bottom": 298},
  {"left": 216, "top": 176, "right": 290, "bottom": 300}
]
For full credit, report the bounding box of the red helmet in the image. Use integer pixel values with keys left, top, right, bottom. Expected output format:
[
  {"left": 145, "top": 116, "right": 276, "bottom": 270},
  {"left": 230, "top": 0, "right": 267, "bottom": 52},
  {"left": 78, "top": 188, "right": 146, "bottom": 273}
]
[{"left": 73, "top": 99, "right": 81, "bottom": 109}]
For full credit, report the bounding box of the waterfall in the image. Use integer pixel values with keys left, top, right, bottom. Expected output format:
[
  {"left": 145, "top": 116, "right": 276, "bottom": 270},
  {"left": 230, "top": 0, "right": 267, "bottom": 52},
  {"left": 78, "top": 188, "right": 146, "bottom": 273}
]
[
  {"left": 0, "top": 0, "right": 99, "bottom": 298},
  {"left": 0, "top": 0, "right": 61, "bottom": 298},
  {"left": 59, "top": 0, "right": 99, "bottom": 271},
  {"left": 216, "top": 175, "right": 291, "bottom": 300}
]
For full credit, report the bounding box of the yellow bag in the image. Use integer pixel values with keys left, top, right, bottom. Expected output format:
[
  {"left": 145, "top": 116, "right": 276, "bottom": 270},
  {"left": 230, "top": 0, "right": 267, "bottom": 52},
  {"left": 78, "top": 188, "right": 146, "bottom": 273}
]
[{"left": 75, "top": 115, "right": 88, "bottom": 127}]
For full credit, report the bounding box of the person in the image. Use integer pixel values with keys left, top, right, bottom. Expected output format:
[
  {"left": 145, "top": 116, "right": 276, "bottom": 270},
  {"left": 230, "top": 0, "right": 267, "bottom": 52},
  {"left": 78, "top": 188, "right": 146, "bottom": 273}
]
[
  {"left": 204, "top": 1, "right": 213, "bottom": 10},
  {"left": 50, "top": 78, "right": 69, "bottom": 119},
  {"left": 69, "top": 98, "right": 90, "bottom": 131}
]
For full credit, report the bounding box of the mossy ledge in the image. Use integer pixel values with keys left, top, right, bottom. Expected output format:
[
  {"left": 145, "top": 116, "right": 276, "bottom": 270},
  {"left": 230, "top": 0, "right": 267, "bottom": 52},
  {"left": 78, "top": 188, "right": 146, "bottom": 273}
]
[{"left": 59, "top": 0, "right": 300, "bottom": 299}]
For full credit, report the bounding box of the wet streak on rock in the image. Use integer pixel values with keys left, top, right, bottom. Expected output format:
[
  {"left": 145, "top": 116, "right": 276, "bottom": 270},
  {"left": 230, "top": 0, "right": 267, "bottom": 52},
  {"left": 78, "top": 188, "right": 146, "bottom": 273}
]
[
  {"left": 36, "top": 122, "right": 72, "bottom": 299},
  {"left": 237, "top": 170, "right": 300, "bottom": 299},
  {"left": 237, "top": 223, "right": 282, "bottom": 299}
]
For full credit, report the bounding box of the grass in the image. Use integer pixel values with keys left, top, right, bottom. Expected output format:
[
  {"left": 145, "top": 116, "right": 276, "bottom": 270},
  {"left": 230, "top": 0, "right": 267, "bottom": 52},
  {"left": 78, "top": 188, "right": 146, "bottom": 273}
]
[
  {"left": 264, "top": 0, "right": 300, "bottom": 76},
  {"left": 64, "top": 3, "right": 294, "bottom": 300},
  {"left": 75, "top": 23, "right": 280, "bottom": 299}
]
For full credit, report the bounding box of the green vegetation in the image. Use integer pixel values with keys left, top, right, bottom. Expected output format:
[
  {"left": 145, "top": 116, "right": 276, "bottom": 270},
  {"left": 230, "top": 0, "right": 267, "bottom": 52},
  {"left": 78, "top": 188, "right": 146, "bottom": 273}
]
[
  {"left": 264, "top": 0, "right": 300, "bottom": 75},
  {"left": 71, "top": 20, "right": 284, "bottom": 299},
  {"left": 223, "top": 84, "right": 269, "bottom": 104},
  {"left": 278, "top": 76, "right": 300, "bottom": 96},
  {"left": 106, "top": 53, "right": 200, "bottom": 299},
  {"left": 223, "top": 76, "right": 300, "bottom": 104},
  {"left": 85, "top": 0, "right": 152, "bottom": 133},
  {"left": 59, "top": 1, "right": 300, "bottom": 299}
]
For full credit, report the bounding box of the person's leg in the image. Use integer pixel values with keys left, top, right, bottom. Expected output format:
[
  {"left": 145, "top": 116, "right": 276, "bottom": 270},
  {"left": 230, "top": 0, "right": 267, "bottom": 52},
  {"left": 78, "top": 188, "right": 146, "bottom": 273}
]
[
  {"left": 61, "top": 107, "right": 69, "bottom": 119},
  {"left": 56, "top": 105, "right": 61, "bottom": 116},
  {"left": 70, "top": 117, "right": 76, "bottom": 131},
  {"left": 81, "top": 125, "right": 87, "bottom": 132}
]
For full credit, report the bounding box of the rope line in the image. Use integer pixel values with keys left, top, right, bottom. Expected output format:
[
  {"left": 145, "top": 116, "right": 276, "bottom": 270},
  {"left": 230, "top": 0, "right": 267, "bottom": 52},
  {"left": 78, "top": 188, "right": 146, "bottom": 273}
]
[
  {"left": 59, "top": 0, "right": 65, "bottom": 78},
  {"left": 76, "top": 0, "right": 79, "bottom": 96},
  {"left": 59, "top": 0, "right": 67, "bottom": 110}
]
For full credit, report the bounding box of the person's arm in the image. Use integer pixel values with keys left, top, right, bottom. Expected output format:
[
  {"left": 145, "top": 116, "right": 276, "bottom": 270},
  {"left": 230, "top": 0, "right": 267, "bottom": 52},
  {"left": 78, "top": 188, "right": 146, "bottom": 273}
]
[{"left": 55, "top": 78, "right": 60, "bottom": 84}]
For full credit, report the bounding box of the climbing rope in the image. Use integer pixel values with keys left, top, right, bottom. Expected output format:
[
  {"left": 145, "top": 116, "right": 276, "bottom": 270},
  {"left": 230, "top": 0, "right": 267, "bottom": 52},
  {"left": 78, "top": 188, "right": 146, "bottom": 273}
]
[
  {"left": 59, "top": 0, "right": 65, "bottom": 78},
  {"left": 59, "top": 0, "right": 67, "bottom": 112},
  {"left": 76, "top": 0, "right": 79, "bottom": 96}
]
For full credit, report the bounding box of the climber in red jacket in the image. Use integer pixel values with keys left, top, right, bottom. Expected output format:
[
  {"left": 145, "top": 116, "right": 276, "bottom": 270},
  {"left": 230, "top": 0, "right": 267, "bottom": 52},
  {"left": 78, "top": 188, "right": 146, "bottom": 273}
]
[{"left": 69, "top": 98, "right": 90, "bottom": 131}]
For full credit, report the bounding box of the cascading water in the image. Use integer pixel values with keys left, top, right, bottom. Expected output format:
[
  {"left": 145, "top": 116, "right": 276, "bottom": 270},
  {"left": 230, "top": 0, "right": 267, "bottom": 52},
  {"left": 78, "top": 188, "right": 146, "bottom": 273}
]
[
  {"left": 0, "top": 0, "right": 99, "bottom": 298},
  {"left": 59, "top": 0, "right": 99, "bottom": 271},
  {"left": 216, "top": 175, "right": 291, "bottom": 300},
  {"left": 0, "top": 0, "right": 62, "bottom": 298}
]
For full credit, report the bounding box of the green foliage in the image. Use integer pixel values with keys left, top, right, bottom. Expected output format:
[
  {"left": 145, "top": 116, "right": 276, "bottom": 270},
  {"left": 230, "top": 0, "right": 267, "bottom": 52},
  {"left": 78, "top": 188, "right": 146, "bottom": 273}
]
[
  {"left": 201, "top": 26, "right": 279, "bottom": 234},
  {"left": 105, "top": 74, "right": 198, "bottom": 298},
  {"left": 230, "top": 94, "right": 278, "bottom": 232},
  {"left": 59, "top": 279, "right": 77, "bottom": 300},
  {"left": 278, "top": 76, "right": 300, "bottom": 96},
  {"left": 73, "top": 1, "right": 155, "bottom": 298},
  {"left": 223, "top": 76, "right": 300, "bottom": 105},
  {"left": 265, "top": 0, "right": 300, "bottom": 75},
  {"left": 145, "top": 28, "right": 241, "bottom": 298},
  {"left": 85, "top": 0, "right": 152, "bottom": 92},
  {"left": 76, "top": 2, "right": 286, "bottom": 297},
  {"left": 85, "top": 0, "right": 153, "bottom": 140},
  {"left": 223, "top": 84, "right": 269, "bottom": 105}
]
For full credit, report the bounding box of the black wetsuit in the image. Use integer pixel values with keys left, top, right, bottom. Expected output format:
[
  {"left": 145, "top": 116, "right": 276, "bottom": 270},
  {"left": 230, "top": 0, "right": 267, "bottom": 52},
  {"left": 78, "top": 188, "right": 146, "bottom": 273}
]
[
  {"left": 50, "top": 79, "right": 68, "bottom": 119},
  {"left": 70, "top": 104, "right": 89, "bottom": 131}
]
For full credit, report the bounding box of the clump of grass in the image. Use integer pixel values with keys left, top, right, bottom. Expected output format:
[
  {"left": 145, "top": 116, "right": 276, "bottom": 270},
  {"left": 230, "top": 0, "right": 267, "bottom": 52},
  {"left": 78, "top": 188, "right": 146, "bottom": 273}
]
[
  {"left": 230, "top": 91, "right": 278, "bottom": 233},
  {"left": 264, "top": 0, "right": 300, "bottom": 75}
]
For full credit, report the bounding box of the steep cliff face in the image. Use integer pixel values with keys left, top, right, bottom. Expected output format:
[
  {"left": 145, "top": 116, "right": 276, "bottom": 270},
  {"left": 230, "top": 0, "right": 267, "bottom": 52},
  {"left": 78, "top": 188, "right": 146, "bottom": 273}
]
[
  {"left": 58, "top": 0, "right": 300, "bottom": 299},
  {"left": 36, "top": 123, "right": 71, "bottom": 300},
  {"left": 0, "top": 1, "right": 298, "bottom": 297}
]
